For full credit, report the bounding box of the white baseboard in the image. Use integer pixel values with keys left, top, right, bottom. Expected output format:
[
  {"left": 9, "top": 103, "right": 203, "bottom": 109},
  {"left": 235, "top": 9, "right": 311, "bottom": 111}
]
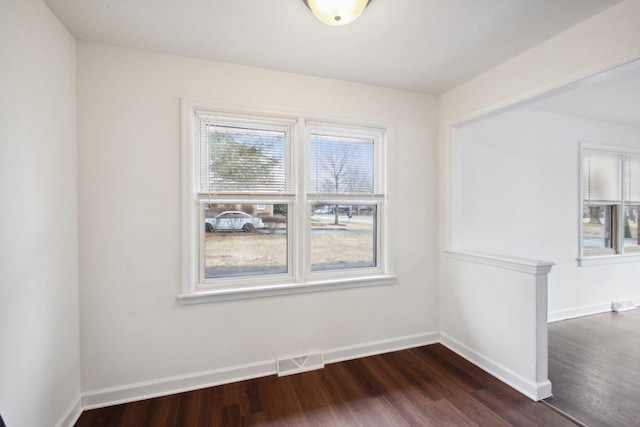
[
  {"left": 82, "top": 359, "right": 276, "bottom": 410},
  {"left": 548, "top": 297, "right": 640, "bottom": 323},
  {"left": 55, "top": 394, "right": 82, "bottom": 427},
  {"left": 440, "top": 333, "right": 551, "bottom": 401},
  {"left": 323, "top": 332, "right": 440, "bottom": 364},
  {"left": 82, "top": 332, "right": 439, "bottom": 410}
]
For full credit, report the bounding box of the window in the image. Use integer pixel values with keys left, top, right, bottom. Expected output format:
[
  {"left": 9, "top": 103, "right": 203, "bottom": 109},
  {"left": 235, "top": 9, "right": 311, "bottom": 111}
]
[
  {"left": 204, "top": 203, "right": 288, "bottom": 279},
  {"left": 180, "top": 100, "right": 395, "bottom": 302},
  {"left": 580, "top": 146, "right": 640, "bottom": 262},
  {"left": 308, "top": 123, "right": 381, "bottom": 272}
]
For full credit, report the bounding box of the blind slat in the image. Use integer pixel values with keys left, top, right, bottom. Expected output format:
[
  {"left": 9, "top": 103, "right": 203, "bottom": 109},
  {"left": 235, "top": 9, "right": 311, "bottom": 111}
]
[{"left": 583, "top": 149, "right": 621, "bottom": 202}]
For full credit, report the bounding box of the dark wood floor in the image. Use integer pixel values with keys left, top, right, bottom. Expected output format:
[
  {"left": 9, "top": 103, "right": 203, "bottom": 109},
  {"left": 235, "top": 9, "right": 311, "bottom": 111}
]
[
  {"left": 545, "top": 309, "right": 640, "bottom": 427},
  {"left": 77, "top": 344, "right": 575, "bottom": 426}
]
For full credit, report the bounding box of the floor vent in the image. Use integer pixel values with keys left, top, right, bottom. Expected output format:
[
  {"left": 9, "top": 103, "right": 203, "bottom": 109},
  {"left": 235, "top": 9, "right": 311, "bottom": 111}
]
[
  {"left": 611, "top": 300, "right": 637, "bottom": 312},
  {"left": 277, "top": 352, "right": 324, "bottom": 377}
]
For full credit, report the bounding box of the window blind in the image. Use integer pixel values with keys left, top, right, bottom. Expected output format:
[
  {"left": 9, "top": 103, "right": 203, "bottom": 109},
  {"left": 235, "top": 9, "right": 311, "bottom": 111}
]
[
  {"left": 197, "top": 113, "right": 293, "bottom": 194},
  {"left": 583, "top": 149, "right": 622, "bottom": 203},
  {"left": 308, "top": 125, "right": 377, "bottom": 195},
  {"left": 625, "top": 154, "right": 640, "bottom": 204}
]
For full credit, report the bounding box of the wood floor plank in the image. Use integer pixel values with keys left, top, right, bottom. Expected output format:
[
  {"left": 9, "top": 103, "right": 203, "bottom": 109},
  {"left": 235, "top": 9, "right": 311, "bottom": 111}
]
[
  {"left": 321, "top": 360, "right": 379, "bottom": 403},
  {"left": 472, "top": 385, "right": 575, "bottom": 427},
  {"left": 144, "top": 394, "right": 181, "bottom": 426},
  {"left": 117, "top": 398, "right": 152, "bottom": 427},
  {"left": 254, "top": 376, "right": 310, "bottom": 427},
  {"left": 173, "top": 387, "right": 204, "bottom": 426},
  {"left": 360, "top": 355, "right": 442, "bottom": 423},
  {"left": 419, "top": 399, "right": 479, "bottom": 427},
  {"left": 75, "top": 405, "right": 120, "bottom": 427},
  {"left": 342, "top": 395, "right": 411, "bottom": 427},
  {"left": 76, "top": 344, "right": 575, "bottom": 426},
  {"left": 401, "top": 347, "right": 531, "bottom": 426},
  {"left": 545, "top": 309, "right": 640, "bottom": 427},
  {"left": 288, "top": 370, "right": 336, "bottom": 410}
]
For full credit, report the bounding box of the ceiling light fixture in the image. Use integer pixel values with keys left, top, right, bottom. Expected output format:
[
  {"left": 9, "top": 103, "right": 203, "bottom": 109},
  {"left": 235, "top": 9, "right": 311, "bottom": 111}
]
[{"left": 303, "top": 0, "right": 372, "bottom": 26}]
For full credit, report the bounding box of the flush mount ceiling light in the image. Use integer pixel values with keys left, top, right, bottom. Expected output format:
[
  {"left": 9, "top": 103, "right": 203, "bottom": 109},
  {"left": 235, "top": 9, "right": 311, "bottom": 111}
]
[{"left": 303, "top": 0, "right": 372, "bottom": 26}]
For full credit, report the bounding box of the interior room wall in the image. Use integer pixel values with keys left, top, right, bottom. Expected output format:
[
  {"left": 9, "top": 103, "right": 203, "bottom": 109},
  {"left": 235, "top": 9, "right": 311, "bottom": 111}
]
[
  {"left": 439, "top": 0, "right": 640, "bottom": 250},
  {"left": 457, "top": 109, "right": 640, "bottom": 316},
  {"left": 0, "top": 0, "right": 81, "bottom": 426},
  {"left": 457, "top": 108, "right": 640, "bottom": 317},
  {"left": 76, "top": 42, "right": 439, "bottom": 404},
  {"left": 437, "top": 0, "right": 640, "bottom": 394}
]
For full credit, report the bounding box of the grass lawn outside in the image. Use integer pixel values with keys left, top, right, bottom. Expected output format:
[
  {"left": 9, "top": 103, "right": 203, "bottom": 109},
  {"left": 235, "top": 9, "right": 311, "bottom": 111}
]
[{"left": 205, "top": 216, "right": 375, "bottom": 276}]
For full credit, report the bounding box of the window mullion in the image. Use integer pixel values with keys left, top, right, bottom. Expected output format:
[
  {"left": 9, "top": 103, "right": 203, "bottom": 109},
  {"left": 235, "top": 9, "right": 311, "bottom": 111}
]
[
  {"left": 619, "top": 154, "right": 626, "bottom": 254},
  {"left": 196, "top": 193, "right": 296, "bottom": 203},
  {"left": 616, "top": 202, "right": 623, "bottom": 254},
  {"left": 296, "top": 117, "right": 308, "bottom": 283}
]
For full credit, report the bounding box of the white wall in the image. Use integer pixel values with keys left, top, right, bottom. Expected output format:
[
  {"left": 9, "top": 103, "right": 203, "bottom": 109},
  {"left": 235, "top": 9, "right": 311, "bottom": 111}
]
[
  {"left": 457, "top": 108, "right": 640, "bottom": 316},
  {"left": 0, "top": 1, "right": 81, "bottom": 426},
  {"left": 437, "top": 0, "right": 640, "bottom": 401},
  {"left": 441, "top": 253, "right": 551, "bottom": 399},
  {"left": 440, "top": 0, "right": 640, "bottom": 250},
  {"left": 77, "top": 42, "right": 439, "bottom": 402}
]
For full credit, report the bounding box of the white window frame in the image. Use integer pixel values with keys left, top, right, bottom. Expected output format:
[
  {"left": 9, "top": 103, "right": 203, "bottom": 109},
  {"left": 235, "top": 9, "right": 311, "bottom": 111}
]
[
  {"left": 305, "top": 121, "right": 387, "bottom": 280},
  {"left": 578, "top": 143, "right": 640, "bottom": 266},
  {"left": 179, "top": 99, "right": 396, "bottom": 303}
]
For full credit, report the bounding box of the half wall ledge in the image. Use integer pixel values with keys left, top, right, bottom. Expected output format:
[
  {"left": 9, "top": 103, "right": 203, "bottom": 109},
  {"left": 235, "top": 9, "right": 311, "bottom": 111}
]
[{"left": 444, "top": 249, "right": 555, "bottom": 275}]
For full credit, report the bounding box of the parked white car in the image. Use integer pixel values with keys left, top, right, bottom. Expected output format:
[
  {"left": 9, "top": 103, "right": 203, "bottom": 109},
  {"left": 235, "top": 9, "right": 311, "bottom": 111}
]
[{"left": 205, "top": 211, "right": 264, "bottom": 232}]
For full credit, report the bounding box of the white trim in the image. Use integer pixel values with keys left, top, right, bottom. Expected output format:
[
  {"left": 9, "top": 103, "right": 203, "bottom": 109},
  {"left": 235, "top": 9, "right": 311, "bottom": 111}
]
[
  {"left": 577, "top": 253, "right": 640, "bottom": 266},
  {"left": 448, "top": 48, "right": 640, "bottom": 129},
  {"left": 178, "top": 274, "right": 397, "bottom": 304},
  {"left": 440, "top": 333, "right": 552, "bottom": 401},
  {"left": 298, "top": 117, "right": 309, "bottom": 283},
  {"left": 449, "top": 127, "right": 464, "bottom": 247},
  {"left": 549, "top": 302, "right": 612, "bottom": 322},
  {"left": 82, "top": 359, "right": 277, "bottom": 410},
  {"left": 81, "top": 332, "right": 434, "bottom": 410},
  {"left": 181, "top": 98, "right": 396, "bottom": 131},
  {"left": 80, "top": 329, "right": 562, "bottom": 412},
  {"left": 444, "top": 249, "right": 555, "bottom": 275},
  {"left": 323, "top": 332, "right": 440, "bottom": 364},
  {"left": 55, "top": 394, "right": 83, "bottom": 427},
  {"left": 181, "top": 99, "right": 197, "bottom": 295},
  {"left": 548, "top": 298, "right": 640, "bottom": 322}
]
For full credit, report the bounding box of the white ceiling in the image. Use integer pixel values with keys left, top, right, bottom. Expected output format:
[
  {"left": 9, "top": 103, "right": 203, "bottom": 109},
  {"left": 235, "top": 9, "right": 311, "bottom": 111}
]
[
  {"left": 526, "top": 61, "right": 640, "bottom": 127},
  {"left": 43, "top": 0, "right": 619, "bottom": 94}
]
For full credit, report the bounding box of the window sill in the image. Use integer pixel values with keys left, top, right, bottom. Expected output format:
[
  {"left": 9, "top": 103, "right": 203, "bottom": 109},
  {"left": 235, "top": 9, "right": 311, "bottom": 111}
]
[
  {"left": 577, "top": 253, "right": 640, "bottom": 266},
  {"left": 178, "top": 274, "right": 398, "bottom": 305}
]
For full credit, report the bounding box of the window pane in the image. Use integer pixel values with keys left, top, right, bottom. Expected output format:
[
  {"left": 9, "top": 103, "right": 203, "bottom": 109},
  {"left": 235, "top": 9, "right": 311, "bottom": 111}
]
[
  {"left": 623, "top": 204, "right": 640, "bottom": 250},
  {"left": 309, "top": 132, "right": 374, "bottom": 194},
  {"left": 582, "top": 204, "right": 615, "bottom": 251},
  {"left": 310, "top": 204, "right": 376, "bottom": 271},
  {"left": 198, "top": 114, "right": 293, "bottom": 193},
  {"left": 204, "top": 203, "right": 288, "bottom": 279}
]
